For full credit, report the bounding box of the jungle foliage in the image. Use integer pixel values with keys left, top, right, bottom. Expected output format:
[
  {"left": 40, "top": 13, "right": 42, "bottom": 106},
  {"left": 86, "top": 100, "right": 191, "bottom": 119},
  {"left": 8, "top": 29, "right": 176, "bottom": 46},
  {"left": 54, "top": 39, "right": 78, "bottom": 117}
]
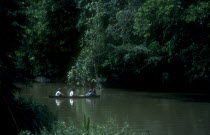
[
  {"left": 0, "top": 0, "right": 75, "bottom": 134},
  {"left": 68, "top": 0, "right": 210, "bottom": 90},
  {"left": 0, "top": 0, "right": 209, "bottom": 134},
  {"left": 15, "top": 0, "right": 79, "bottom": 80},
  {"left": 19, "top": 119, "right": 141, "bottom": 135}
]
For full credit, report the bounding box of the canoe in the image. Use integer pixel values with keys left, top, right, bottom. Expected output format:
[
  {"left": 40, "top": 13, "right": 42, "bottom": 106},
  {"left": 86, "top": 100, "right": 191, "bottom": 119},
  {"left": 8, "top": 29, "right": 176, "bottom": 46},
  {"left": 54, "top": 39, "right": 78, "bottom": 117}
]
[{"left": 49, "top": 95, "right": 100, "bottom": 98}]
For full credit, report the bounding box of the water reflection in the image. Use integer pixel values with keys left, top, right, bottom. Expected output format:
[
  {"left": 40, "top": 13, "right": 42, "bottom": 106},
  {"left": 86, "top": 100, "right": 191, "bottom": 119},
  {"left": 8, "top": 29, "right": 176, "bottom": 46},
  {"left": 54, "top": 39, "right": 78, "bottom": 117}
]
[
  {"left": 55, "top": 98, "right": 94, "bottom": 107},
  {"left": 55, "top": 99, "right": 74, "bottom": 106},
  {"left": 69, "top": 99, "right": 74, "bottom": 106},
  {"left": 85, "top": 99, "right": 91, "bottom": 103},
  {"left": 55, "top": 99, "right": 63, "bottom": 106}
]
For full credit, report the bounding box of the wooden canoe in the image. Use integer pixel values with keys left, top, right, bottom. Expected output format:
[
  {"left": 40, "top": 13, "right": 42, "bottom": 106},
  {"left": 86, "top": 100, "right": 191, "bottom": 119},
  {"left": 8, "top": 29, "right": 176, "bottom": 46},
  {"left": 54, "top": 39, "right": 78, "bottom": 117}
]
[{"left": 49, "top": 95, "right": 100, "bottom": 98}]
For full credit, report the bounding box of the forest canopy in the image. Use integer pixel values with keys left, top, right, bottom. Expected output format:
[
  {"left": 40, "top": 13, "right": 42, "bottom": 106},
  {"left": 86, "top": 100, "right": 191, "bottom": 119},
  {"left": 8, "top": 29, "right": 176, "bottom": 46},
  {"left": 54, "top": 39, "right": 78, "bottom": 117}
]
[
  {"left": 1, "top": 0, "right": 208, "bottom": 89},
  {"left": 68, "top": 0, "right": 210, "bottom": 90}
]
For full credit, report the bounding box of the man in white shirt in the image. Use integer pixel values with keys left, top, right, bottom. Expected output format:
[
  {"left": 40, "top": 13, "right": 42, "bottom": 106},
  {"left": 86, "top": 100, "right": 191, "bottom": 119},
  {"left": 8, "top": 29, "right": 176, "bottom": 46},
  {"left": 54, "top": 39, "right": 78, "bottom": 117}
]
[
  {"left": 55, "top": 90, "right": 64, "bottom": 96},
  {"left": 69, "top": 91, "right": 74, "bottom": 96}
]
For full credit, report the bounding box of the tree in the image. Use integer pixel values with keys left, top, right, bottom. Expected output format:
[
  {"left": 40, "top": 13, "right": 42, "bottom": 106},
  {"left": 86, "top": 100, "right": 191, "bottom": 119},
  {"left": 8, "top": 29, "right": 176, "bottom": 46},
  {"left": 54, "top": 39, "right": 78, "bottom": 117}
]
[
  {"left": 68, "top": 0, "right": 209, "bottom": 90},
  {"left": 0, "top": 1, "right": 56, "bottom": 134},
  {"left": 16, "top": 0, "right": 79, "bottom": 80}
]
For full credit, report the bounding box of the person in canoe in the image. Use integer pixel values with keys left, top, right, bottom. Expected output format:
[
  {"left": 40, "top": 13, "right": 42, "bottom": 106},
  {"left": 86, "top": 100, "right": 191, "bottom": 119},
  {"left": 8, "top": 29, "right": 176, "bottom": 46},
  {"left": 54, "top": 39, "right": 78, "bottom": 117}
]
[
  {"left": 86, "top": 88, "right": 96, "bottom": 96},
  {"left": 69, "top": 88, "right": 77, "bottom": 96},
  {"left": 69, "top": 90, "right": 74, "bottom": 96},
  {"left": 55, "top": 89, "right": 64, "bottom": 97}
]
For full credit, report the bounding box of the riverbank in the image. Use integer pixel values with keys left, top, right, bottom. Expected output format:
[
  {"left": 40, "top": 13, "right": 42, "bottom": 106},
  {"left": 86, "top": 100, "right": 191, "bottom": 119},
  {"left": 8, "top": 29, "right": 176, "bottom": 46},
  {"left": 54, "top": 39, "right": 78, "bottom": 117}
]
[{"left": 19, "top": 119, "right": 146, "bottom": 135}]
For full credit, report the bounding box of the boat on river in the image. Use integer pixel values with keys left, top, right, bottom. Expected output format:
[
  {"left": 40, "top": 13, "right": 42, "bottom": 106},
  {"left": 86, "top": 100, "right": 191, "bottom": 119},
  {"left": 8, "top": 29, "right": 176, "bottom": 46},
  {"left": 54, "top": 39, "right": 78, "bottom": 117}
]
[{"left": 49, "top": 95, "right": 100, "bottom": 98}]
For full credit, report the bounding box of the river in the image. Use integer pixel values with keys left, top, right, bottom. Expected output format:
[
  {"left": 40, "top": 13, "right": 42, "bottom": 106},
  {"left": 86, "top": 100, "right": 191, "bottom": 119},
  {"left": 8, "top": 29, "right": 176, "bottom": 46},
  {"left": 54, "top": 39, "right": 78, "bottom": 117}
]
[{"left": 17, "top": 82, "right": 210, "bottom": 135}]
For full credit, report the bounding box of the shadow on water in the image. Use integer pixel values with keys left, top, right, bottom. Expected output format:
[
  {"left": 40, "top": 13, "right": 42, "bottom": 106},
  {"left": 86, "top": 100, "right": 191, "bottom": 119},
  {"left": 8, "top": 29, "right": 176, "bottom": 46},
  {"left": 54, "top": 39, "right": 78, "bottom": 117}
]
[
  {"left": 105, "top": 87, "right": 210, "bottom": 103},
  {"left": 112, "top": 87, "right": 210, "bottom": 103},
  {"left": 145, "top": 93, "right": 210, "bottom": 103}
]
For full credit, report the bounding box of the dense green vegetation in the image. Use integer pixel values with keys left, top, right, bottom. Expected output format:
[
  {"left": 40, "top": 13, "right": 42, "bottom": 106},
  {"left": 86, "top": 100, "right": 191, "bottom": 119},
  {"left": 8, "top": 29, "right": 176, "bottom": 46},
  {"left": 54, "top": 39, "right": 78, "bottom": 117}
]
[
  {"left": 68, "top": 0, "right": 210, "bottom": 90},
  {"left": 0, "top": 0, "right": 209, "bottom": 134},
  {"left": 19, "top": 119, "right": 140, "bottom": 135},
  {"left": 0, "top": 0, "right": 76, "bottom": 134},
  {"left": 15, "top": 0, "right": 79, "bottom": 80},
  {"left": 1, "top": 0, "right": 209, "bottom": 89}
]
